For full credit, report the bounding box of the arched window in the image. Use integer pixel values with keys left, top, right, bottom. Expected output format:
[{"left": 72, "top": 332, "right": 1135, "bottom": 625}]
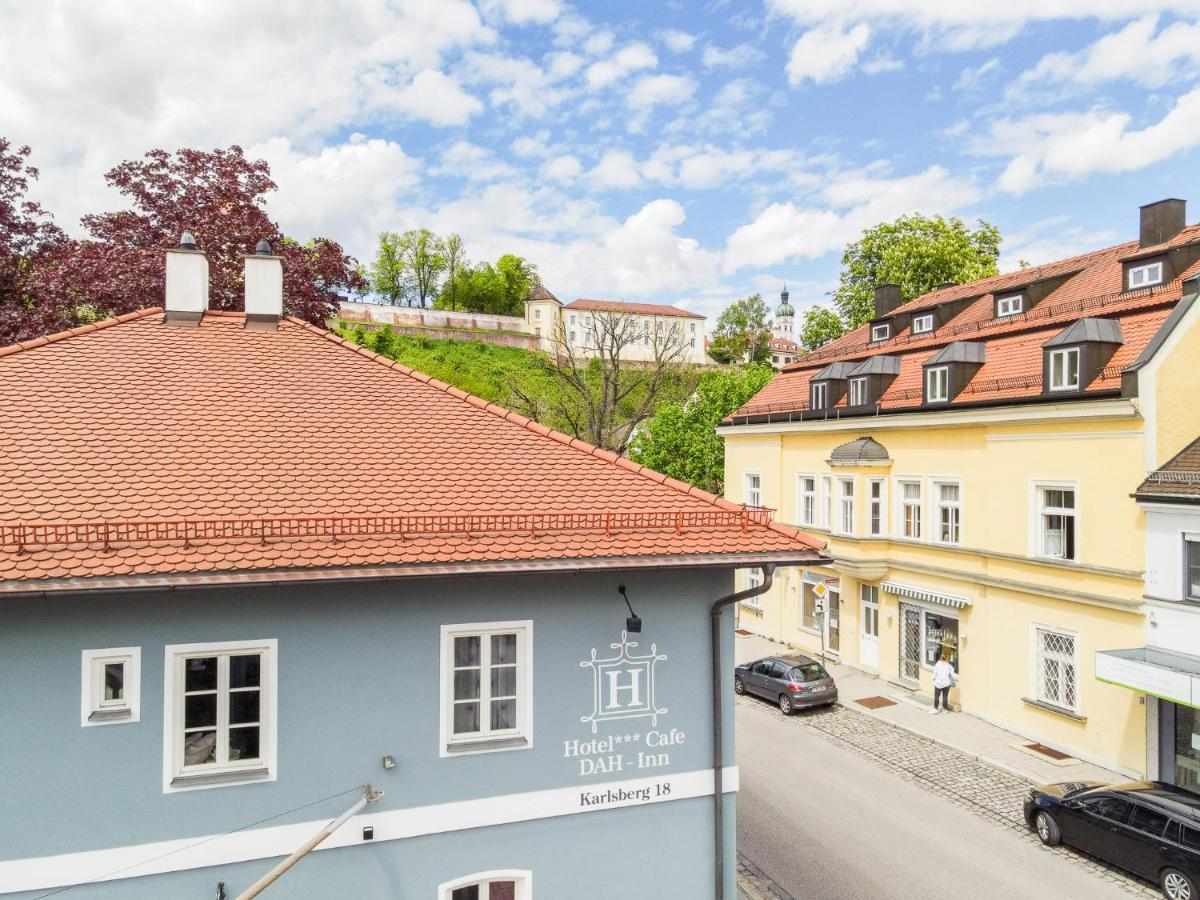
[{"left": 438, "top": 870, "right": 532, "bottom": 900}]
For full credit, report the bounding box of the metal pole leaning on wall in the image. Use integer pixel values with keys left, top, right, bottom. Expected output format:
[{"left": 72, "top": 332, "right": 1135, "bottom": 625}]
[{"left": 236, "top": 785, "right": 383, "bottom": 899}]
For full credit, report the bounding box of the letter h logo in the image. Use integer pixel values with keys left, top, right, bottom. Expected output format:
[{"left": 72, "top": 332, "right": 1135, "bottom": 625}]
[{"left": 581, "top": 631, "right": 667, "bottom": 733}]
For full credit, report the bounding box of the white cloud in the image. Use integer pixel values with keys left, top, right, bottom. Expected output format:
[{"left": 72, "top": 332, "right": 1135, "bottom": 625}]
[
  {"left": 661, "top": 29, "right": 697, "bottom": 53},
  {"left": 702, "top": 43, "right": 766, "bottom": 69},
  {"left": 382, "top": 69, "right": 483, "bottom": 126},
  {"left": 511, "top": 132, "right": 552, "bottom": 158},
  {"left": 998, "top": 216, "right": 1120, "bottom": 271},
  {"left": 480, "top": 0, "right": 561, "bottom": 25},
  {"left": 786, "top": 22, "right": 870, "bottom": 85},
  {"left": 722, "top": 165, "right": 980, "bottom": 271},
  {"left": 585, "top": 42, "right": 658, "bottom": 89},
  {"left": 465, "top": 52, "right": 574, "bottom": 117},
  {"left": 627, "top": 73, "right": 697, "bottom": 110},
  {"left": 541, "top": 155, "right": 583, "bottom": 182},
  {"left": 584, "top": 30, "right": 616, "bottom": 56},
  {"left": 432, "top": 141, "right": 519, "bottom": 181},
  {"left": 589, "top": 150, "right": 643, "bottom": 188},
  {"left": 861, "top": 54, "right": 904, "bottom": 74},
  {"left": 954, "top": 57, "right": 1001, "bottom": 92},
  {"left": 666, "top": 78, "right": 773, "bottom": 136},
  {"left": 642, "top": 144, "right": 802, "bottom": 189},
  {"left": 978, "top": 87, "right": 1200, "bottom": 193}
]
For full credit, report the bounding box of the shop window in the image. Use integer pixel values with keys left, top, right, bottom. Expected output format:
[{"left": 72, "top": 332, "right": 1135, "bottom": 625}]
[
  {"left": 1034, "top": 627, "right": 1077, "bottom": 713},
  {"left": 923, "top": 611, "right": 959, "bottom": 671},
  {"left": 1186, "top": 537, "right": 1200, "bottom": 602},
  {"left": 1176, "top": 704, "right": 1200, "bottom": 796},
  {"left": 801, "top": 582, "right": 820, "bottom": 632}
]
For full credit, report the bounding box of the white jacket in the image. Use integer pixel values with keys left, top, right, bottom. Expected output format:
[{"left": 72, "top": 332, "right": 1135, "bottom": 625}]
[{"left": 932, "top": 660, "right": 956, "bottom": 689}]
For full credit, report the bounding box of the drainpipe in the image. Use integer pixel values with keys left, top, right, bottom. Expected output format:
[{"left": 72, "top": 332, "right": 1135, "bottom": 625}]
[
  {"left": 237, "top": 785, "right": 383, "bottom": 899},
  {"left": 711, "top": 564, "right": 775, "bottom": 900}
]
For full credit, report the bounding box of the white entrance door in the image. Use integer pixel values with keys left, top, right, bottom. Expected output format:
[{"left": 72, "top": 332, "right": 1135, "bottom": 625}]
[{"left": 859, "top": 585, "right": 880, "bottom": 669}]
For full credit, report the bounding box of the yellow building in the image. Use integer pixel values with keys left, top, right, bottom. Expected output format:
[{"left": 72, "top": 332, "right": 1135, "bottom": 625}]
[{"left": 720, "top": 199, "right": 1200, "bottom": 776}]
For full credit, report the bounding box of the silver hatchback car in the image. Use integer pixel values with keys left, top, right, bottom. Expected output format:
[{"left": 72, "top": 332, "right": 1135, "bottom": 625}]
[{"left": 734, "top": 653, "right": 838, "bottom": 715}]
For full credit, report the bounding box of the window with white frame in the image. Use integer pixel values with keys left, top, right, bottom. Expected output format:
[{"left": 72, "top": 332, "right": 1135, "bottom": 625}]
[
  {"left": 849, "top": 377, "right": 867, "bottom": 406},
  {"left": 997, "top": 295, "right": 1023, "bottom": 317},
  {"left": 1048, "top": 347, "right": 1080, "bottom": 391},
  {"left": 899, "top": 480, "right": 922, "bottom": 539},
  {"left": 1128, "top": 261, "right": 1163, "bottom": 290},
  {"left": 1035, "top": 485, "right": 1077, "bottom": 560},
  {"left": 533, "top": 307, "right": 542, "bottom": 320},
  {"left": 811, "top": 381, "right": 828, "bottom": 409},
  {"left": 798, "top": 475, "right": 817, "bottom": 526},
  {"left": 868, "top": 478, "right": 885, "bottom": 536},
  {"left": 440, "top": 871, "right": 532, "bottom": 900},
  {"left": 912, "top": 314, "right": 934, "bottom": 335},
  {"left": 926, "top": 366, "right": 949, "bottom": 403},
  {"left": 1186, "top": 537, "right": 1200, "bottom": 602},
  {"left": 836, "top": 478, "right": 855, "bottom": 534},
  {"left": 744, "top": 472, "right": 762, "bottom": 508},
  {"left": 568, "top": 314, "right": 576, "bottom": 326},
  {"left": 871, "top": 323, "right": 890, "bottom": 342},
  {"left": 442, "top": 622, "right": 531, "bottom": 753},
  {"left": 934, "top": 481, "right": 961, "bottom": 545},
  {"left": 743, "top": 567, "right": 763, "bottom": 607},
  {"left": 822, "top": 475, "right": 833, "bottom": 529},
  {"left": 164, "top": 640, "right": 276, "bottom": 789},
  {"left": 1034, "top": 627, "right": 1078, "bottom": 713},
  {"left": 81, "top": 647, "right": 140, "bottom": 726}
]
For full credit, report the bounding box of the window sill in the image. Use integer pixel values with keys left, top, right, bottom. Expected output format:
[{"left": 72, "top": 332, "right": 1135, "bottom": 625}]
[
  {"left": 741, "top": 602, "right": 763, "bottom": 613},
  {"left": 445, "top": 736, "right": 530, "bottom": 755},
  {"left": 1021, "top": 697, "right": 1086, "bottom": 723},
  {"left": 87, "top": 708, "right": 132, "bottom": 724},
  {"left": 170, "top": 766, "right": 271, "bottom": 789}
]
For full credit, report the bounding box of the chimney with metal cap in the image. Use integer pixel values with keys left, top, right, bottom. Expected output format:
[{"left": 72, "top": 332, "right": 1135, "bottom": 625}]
[
  {"left": 243, "top": 238, "right": 283, "bottom": 330},
  {"left": 164, "top": 231, "right": 210, "bottom": 326},
  {"left": 1140, "top": 198, "right": 1186, "bottom": 248},
  {"left": 873, "top": 283, "right": 902, "bottom": 319}
]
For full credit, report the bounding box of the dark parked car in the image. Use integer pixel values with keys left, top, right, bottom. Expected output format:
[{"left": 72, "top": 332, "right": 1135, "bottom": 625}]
[
  {"left": 1024, "top": 780, "right": 1200, "bottom": 899},
  {"left": 733, "top": 653, "right": 837, "bottom": 715}
]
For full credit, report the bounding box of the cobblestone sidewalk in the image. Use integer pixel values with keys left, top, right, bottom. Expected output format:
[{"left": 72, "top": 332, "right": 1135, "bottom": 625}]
[
  {"left": 737, "top": 853, "right": 794, "bottom": 900},
  {"left": 736, "top": 696, "right": 1159, "bottom": 898}
]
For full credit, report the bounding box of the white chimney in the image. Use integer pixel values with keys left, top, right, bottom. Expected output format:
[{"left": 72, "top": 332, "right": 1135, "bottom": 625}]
[
  {"left": 244, "top": 238, "right": 283, "bottom": 330},
  {"left": 164, "top": 231, "right": 209, "bottom": 326}
]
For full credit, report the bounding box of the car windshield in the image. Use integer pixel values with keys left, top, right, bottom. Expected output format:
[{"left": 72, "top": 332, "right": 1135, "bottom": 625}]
[{"left": 791, "top": 663, "right": 828, "bottom": 682}]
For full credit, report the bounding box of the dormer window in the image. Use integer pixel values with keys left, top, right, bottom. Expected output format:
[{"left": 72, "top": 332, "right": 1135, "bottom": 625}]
[
  {"left": 871, "top": 324, "right": 890, "bottom": 342},
  {"left": 1128, "top": 261, "right": 1163, "bottom": 289},
  {"left": 849, "top": 377, "right": 867, "bottom": 406},
  {"left": 912, "top": 314, "right": 934, "bottom": 335},
  {"left": 926, "top": 366, "right": 949, "bottom": 403},
  {"left": 1048, "top": 347, "right": 1080, "bottom": 391},
  {"left": 811, "top": 381, "right": 828, "bottom": 409},
  {"left": 996, "top": 295, "right": 1023, "bottom": 317}
]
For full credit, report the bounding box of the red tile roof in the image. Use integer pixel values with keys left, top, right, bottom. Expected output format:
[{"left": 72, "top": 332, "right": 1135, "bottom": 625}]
[
  {"left": 565, "top": 299, "right": 705, "bottom": 319},
  {"left": 0, "top": 310, "right": 821, "bottom": 589},
  {"left": 1135, "top": 436, "right": 1200, "bottom": 499},
  {"left": 728, "top": 228, "right": 1200, "bottom": 422}
]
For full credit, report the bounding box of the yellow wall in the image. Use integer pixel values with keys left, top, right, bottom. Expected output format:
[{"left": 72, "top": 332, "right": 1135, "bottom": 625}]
[{"left": 1153, "top": 302, "right": 1200, "bottom": 466}]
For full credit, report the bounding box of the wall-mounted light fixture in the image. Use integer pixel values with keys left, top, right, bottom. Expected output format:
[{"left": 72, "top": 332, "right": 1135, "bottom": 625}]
[{"left": 618, "top": 585, "right": 642, "bottom": 633}]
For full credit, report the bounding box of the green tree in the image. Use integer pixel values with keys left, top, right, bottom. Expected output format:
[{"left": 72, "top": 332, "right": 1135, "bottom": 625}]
[
  {"left": 709, "top": 294, "right": 770, "bottom": 364},
  {"left": 437, "top": 254, "right": 539, "bottom": 316},
  {"left": 442, "top": 233, "right": 465, "bottom": 311},
  {"left": 368, "top": 232, "right": 407, "bottom": 306},
  {"left": 372, "top": 324, "right": 396, "bottom": 356},
  {"left": 799, "top": 306, "right": 845, "bottom": 350},
  {"left": 496, "top": 254, "right": 539, "bottom": 316},
  {"left": 834, "top": 214, "right": 1002, "bottom": 328},
  {"left": 369, "top": 229, "right": 447, "bottom": 307},
  {"left": 629, "top": 365, "right": 775, "bottom": 496}
]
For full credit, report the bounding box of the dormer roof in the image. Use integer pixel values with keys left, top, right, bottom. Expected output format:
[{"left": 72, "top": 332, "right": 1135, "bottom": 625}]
[{"left": 1043, "top": 317, "right": 1124, "bottom": 348}]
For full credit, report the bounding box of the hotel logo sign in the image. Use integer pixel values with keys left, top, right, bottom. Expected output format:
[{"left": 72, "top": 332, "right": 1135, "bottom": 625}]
[{"left": 580, "top": 631, "right": 667, "bottom": 734}]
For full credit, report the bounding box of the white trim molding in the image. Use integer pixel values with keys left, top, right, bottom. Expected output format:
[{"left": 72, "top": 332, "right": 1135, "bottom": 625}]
[{"left": 0, "top": 766, "right": 739, "bottom": 895}]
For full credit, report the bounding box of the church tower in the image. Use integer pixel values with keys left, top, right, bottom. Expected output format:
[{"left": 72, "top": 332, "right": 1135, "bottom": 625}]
[{"left": 772, "top": 284, "right": 795, "bottom": 340}]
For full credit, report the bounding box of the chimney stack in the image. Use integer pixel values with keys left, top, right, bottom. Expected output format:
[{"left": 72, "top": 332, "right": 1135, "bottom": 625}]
[
  {"left": 164, "top": 231, "right": 209, "bottom": 326},
  {"left": 873, "top": 283, "right": 902, "bottom": 319},
  {"left": 1140, "top": 198, "right": 1186, "bottom": 248},
  {"left": 243, "top": 239, "right": 283, "bottom": 330}
]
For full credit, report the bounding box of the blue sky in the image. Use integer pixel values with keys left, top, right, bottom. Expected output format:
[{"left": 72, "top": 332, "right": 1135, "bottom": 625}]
[{"left": 5, "top": 1, "right": 1200, "bottom": 321}]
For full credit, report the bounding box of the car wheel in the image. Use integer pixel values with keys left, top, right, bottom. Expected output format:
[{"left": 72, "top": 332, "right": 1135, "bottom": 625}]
[
  {"left": 734, "top": 676, "right": 745, "bottom": 695},
  {"left": 779, "top": 694, "right": 793, "bottom": 715},
  {"left": 1161, "top": 868, "right": 1197, "bottom": 900},
  {"left": 1034, "top": 811, "right": 1061, "bottom": 846}
]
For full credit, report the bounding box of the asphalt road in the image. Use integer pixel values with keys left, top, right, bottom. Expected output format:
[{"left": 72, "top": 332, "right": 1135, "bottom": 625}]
[{"left": 735, "top": 697, "right": 1141, "bottom": 900}]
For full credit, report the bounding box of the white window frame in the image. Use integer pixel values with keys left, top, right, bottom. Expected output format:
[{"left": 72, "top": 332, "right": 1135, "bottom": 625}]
[
  {"left": 912, "top": 314, "right": 934, "bottom": 335},
  {"left": 896, "top": 478, "right": 923, "bottom": 541},
  {"left": 868, "top": 477, "right": 886, "bottom": 537},
  {"left": 871, "top": 323, "right": 890, "bottom": 342},
  {"left": 797, "top": 474, "right": 818, "bottom": 527},
  {"left": 811, "top": 381, "right": 828, "bottom": 410},
  {"left": 1048, "top": 347, "right": 1081, "bottom": 391},
  {"left": 848, "top": 377, "right": 868, "bottom": 406},
  {"left": 533, "top": 307, "right": 542, "bottom": 320},
  {"left": 997, "top": 294, "right": 1023, "bottom": 317},
  {"left": 81, "top": 647, "right": 140, "bottom": 727},
  {"left": 821, "top": 475, "right": 833, "bottom": 530},
  {"left": 744, "top": 471, "right": 762, "bottom": 508},
  {"left": 439, "top": 870, "right": 533, "bottom": 900},
  {"left": 1031, "top": 624, "right": 1080, "bottom": 714},
  {"left": 835, "top": 476, "right": 855, "bottom": 535},
  {"left": 1128, "top": 261, "right": 1163, "bottom": 290},
  {"left": 1186, "top": 536, "right": 1200, "bottom": 602},
  {"left": 932, "top": 479, "right": 962, "bottom": 546},
  {"left": 440, "top": 620, "right": 533, "bottom": 757},
  {"left": 926, "top": 365, "right": 949, "bottom": 403},
  {"left": 162, "top": 639, "right": 277, "bottom": 793},
  {"left": 742, "top": 568, "right": 763, "bottom": 607},
  {"left": 1032, "top": 481, "right": 1079, "bottom": 562}
]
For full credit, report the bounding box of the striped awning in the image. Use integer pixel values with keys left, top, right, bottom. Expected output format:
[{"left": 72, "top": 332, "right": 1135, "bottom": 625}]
[{"left": 881, "top": 581, "right": 972, "bottom": 609}]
